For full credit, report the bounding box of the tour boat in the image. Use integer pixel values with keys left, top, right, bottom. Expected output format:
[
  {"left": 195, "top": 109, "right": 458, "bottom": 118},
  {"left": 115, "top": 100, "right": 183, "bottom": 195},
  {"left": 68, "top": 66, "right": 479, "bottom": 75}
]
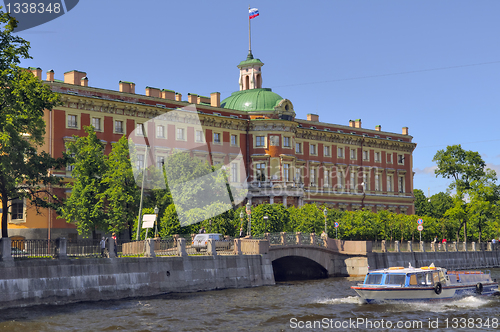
[{"left": 351, "top": 263, "right": 498, "bottom": 303}]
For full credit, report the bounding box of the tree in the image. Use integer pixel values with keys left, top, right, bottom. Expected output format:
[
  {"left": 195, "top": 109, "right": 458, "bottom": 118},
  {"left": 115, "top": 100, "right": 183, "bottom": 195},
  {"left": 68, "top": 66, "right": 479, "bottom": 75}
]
[
  {"left": 101, "top": 135, "right": 140, "bottom": 237},
  {"left": 60, "top": 127, "right": 107, "bottom": 236},
  {"left": 433, "top": 144, "right": 486, "bottom": 191},
  {"left": 413, "top": 189, "right": 429, "bottom": 216},
  {"left": 427, "top": 192, "right": 453, "bottom": 219},
  {"left": 0, "top": 12, "right": 67, "bottom": 238}
]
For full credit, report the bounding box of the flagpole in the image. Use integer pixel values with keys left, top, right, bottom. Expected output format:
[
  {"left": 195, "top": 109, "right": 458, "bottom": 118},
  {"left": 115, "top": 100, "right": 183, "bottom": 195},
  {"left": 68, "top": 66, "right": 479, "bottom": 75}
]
[{"left": 248, "top": 5, "right": 251, "bottom": 53}]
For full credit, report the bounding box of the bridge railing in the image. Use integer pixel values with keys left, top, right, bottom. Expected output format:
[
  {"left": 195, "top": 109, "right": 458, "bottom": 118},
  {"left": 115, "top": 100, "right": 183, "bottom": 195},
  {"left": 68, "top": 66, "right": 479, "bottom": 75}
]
[{"left": 372, "top": 240, "right": 499, "bottom": 253}]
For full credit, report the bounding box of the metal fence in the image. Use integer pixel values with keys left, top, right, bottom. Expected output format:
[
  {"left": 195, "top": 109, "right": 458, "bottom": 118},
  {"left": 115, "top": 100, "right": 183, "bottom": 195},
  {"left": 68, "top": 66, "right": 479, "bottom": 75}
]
[{"left": 11, "top": 239, "right": 58, "bottom": 258}]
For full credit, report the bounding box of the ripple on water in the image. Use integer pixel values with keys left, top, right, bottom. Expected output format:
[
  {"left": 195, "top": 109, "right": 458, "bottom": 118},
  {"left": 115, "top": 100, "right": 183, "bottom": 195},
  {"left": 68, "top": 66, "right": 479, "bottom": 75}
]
[
  {"left": 384, "top": 296, "right": 494, "bottom": 313},
  {"left": 315, "top": 296, "right": 363, "bottom": 305}
]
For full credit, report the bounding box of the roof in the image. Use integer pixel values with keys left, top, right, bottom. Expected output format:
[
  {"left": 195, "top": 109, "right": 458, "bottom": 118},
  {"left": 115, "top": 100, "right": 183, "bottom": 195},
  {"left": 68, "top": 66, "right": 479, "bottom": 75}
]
[{"left": 221, "top": 88, "right": 283, "bottom": 112}]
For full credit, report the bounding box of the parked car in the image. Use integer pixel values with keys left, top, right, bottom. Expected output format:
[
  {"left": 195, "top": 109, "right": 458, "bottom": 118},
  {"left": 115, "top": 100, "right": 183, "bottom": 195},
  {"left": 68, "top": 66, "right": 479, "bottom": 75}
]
[{"left": 191, "top": 233, "right": 231, "bottom": 252}]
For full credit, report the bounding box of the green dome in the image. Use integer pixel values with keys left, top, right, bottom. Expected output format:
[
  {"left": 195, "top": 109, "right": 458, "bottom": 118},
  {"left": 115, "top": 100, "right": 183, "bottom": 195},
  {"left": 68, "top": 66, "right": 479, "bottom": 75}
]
[{"left": 221, "top": 88, "right": 283, "bottom": 112}]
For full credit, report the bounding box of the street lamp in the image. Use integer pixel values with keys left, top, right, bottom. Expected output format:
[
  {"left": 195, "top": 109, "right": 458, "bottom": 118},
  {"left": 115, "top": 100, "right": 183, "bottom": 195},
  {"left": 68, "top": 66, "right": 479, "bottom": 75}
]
[
  {"left": 239, "top": 210, "right": 244, "bottom": 237},
  {"left": 246, "top": 202, "right": 252, "bottom": 237},
  {"left": 263, "top": 215, "right": 269, "bottom": 233},
  {"left": 323, "top": 208, "right": 327, "bottom": 235},
  {"left": 154, "top": 205, "right": 159, "bottom": 238},
  {"left": 209, "top": 219, "right": 212, "bottom": 233}
]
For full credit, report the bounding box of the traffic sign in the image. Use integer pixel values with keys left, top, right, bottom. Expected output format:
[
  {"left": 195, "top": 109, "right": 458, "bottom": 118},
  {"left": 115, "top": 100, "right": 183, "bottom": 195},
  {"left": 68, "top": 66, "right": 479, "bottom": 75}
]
[
  {"left": 334, "top": 222, "right": 339, "bottom": 228},
  {"left": 417, "top": 225, "right": 423, "bottom": 232},
  {"left": 417, "top": 218, "right": 423, "bottom": 225}
]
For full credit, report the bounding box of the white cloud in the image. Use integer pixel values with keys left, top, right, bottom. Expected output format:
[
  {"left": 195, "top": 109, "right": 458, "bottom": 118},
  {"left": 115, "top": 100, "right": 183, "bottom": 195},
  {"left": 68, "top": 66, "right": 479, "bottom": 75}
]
[{"left": 414, "top": 165, "right": 437, "bottom": 175}]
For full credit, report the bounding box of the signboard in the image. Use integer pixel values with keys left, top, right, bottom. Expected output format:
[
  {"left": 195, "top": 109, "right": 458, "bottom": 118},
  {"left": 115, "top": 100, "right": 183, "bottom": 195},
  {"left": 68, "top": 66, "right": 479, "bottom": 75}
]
[
  {"left": 334, "top": 222, "right": 339, "bottom": 228},
  {"left": 142, "top": 214, "right": 156, "bottom": 229},
  {"left": 417, "top": 218, "right": 423, "bottom": 225},
  {"left": 417, "top": 225, "right": 423, "bottom": 232}
]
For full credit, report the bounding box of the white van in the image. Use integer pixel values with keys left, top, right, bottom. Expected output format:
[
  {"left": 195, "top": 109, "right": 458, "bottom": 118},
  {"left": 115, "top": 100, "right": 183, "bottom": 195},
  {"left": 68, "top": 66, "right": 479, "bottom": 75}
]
[{"left": 191, "top": 233, "right": 231, "bottom": 251}]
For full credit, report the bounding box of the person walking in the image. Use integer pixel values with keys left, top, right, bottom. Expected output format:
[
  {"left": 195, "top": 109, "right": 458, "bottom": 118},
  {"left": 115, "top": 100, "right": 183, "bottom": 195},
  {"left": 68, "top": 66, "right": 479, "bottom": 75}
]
[
  {"left": 239, "top": 227, "right": 244, "bottom": 238},
  {"left": 112, "top": 232, "right": 117, "bottom": 257},
  {"left": 199, "top": 226, "right": 206, "bottom": 234}
]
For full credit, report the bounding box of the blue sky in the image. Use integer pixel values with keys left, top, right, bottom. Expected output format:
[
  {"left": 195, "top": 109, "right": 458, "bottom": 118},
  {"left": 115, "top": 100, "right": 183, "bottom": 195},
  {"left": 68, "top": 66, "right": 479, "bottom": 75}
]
[{"left": 14, "top": 0, "right": 500, "bottom": 197}]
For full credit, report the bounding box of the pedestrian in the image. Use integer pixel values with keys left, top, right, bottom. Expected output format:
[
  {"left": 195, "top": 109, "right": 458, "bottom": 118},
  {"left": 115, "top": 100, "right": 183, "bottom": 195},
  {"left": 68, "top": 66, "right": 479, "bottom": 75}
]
[
  {"left": 100, "top": 237, "right": 107, "bottom": 258},
  {"left": 112, "top": 232, "right": 117, "bottom": 257},
  {"left": 199, "top": 226, "right": 206, "bottom": 234},
  {"left": 239, "top": 227, "right": 244, "bottom": 238}
]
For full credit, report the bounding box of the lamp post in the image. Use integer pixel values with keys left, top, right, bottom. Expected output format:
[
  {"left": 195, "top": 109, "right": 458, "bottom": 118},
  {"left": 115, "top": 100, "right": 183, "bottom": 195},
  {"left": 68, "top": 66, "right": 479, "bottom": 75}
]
[
  {"left": 263, "top": 215, "right": 269, "bottom": 233},
  {"left": 209, "top": 219, "right": 212, "bottom": 233},
  {"left": 246, "top": 202, "right": 252, "bottom": 237},
  {"left": 154, "top": 205, "right": 159, "bottom": 238},
  {"left": 323, "top": 208, "right": 327, "bottom": 235},
  {"left": 239, "top": 210, "right": 244, "bottom": 237}
]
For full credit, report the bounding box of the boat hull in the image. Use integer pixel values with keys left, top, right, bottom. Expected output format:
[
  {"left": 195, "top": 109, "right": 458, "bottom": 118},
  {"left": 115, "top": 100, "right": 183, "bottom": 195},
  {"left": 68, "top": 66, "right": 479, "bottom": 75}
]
[{"left": 352, "top": 283, "right": 498, "bottom": 303}]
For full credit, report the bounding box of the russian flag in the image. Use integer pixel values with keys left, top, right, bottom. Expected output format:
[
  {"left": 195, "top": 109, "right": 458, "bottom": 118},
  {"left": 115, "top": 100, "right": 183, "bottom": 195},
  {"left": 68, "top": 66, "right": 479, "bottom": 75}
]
[{"left": 249, "top": 8, "right": 259, "bottom": 19}]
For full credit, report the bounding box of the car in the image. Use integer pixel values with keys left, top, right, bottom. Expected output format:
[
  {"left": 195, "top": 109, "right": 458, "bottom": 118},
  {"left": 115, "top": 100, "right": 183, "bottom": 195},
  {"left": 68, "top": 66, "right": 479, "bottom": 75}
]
[
  {"left": 191, "top": 233, "right": 231, "bottom": 252},
  {"left": 11, "top": 247, "right": 27, "bottom": 255}
]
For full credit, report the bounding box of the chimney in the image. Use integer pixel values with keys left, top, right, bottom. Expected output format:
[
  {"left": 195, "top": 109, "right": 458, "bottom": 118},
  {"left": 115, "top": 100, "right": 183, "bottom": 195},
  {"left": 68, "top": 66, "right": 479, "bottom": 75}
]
[
  {"left": 28, "top": 67, "right": 42, "bottom": 79},
  {"left": 402, "top": 127, "right": 409, "bottom": 135},
  {"left": 46, "top": 70, "right": 54, "bottom": 81},
  {"left": 210, "top": 92, "right": 221, "bottom": 107},
  {"left": 119, "top": 81, "right": 135, "bottom": 94},
  {"left": 64, "top": 70, "right": 87, "bottom": 85},
  {"left": 162, "top": 89, "right": 176, "bottom": 100},
  {"left": 175, "top": 93, "right": 182, "bottom": 101},
  {"left": 349, "top": 120, "right": 355, "bottom": 127},
  {"left": 375, "top": 125, "right": 381, "bottom": 131},
  {"left": 197, "top": 95, "right": 210, "bottom": 104},
  {"left": 307, "top": 113, "right": 319, "bottom": 122},
  {"left": 145, "top": 86, "right": 161, "bottom": 98},
  {"left": 188, "top": 93, "right": 198, "bottom": 104},
  {"left": 81, "top": 76, "right": 88, "bottom": 87},
  {"left": 354, "top": 119, "right": 361, "bottom": 128}
]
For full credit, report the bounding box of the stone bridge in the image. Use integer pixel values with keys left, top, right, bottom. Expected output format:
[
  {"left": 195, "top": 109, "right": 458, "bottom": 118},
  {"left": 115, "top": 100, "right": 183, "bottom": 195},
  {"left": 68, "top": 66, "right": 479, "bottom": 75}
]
[{"left": 240, "top": 232, "right": 371, "bottom": 280}]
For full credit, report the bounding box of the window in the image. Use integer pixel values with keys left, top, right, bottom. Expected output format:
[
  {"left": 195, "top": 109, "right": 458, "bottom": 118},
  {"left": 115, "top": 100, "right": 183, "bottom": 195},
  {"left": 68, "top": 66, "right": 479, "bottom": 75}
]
[
  {"left": 283, "top": 163, "right": 290, "bottom": 181},
  {"left": 231, "top": 163, "right": 238, "bottom": 182},
  {"left": 387, "top": 174, "right": 393, "bottom": 192},
  {"left": 310, "top": 144, "right": 317, "bottom": 155},
  {"left": 137, "top": 154, "right": 145, "bottom": 169},
  {"left": 310, "top": 168, "right": 317, "bottom": 186},
  {"left": 324, "top": 169, "right": 330, "bottom": 187},
  {"left": 366, "top": 274, "right": 383, "bottom": 285},
  {"left": 256, "top": 136, "right": 265, "bottom": 147},
  {"left": 324, "top": 146, "right": 330, "bottom": 157},
  {"left": 296, "top": 142, "right": 302, "bottom": 153},
  {"left": 91, "top": 117, "right": 101, "bottom": 131},
  {"left": 195, "top": 130, "right": 204, "bottom": 142},
  {"left": 385, "top": 274, "right": 406, "bottom": 285},
  {"left": 338, "top": 171, "right": 344, "bottom": 189},
  {"left": 115, "top": 120, "right": 124, "bottom": 134},
  {"left": 136, "top": 123, "right": 145, "bottom": 136},
  {"left": 231, "top": 134, "right": 237, "bottom": 146},
  {"left": 387, "top": 153, "right": 393, "bottom": 163},
  {"left": 363, "top": 173, "right": 369, "bottom": 191},
  {"left": 350, "top": 148, "right": 357, "bottom": 160},
  {"left": 295, "top": 168, "right": 302, "bottom": 183},
  {"left": 213, "top": 133, "right": 221, "bottom": 144},
  {"left": 375, "top": 152, "right": 381, "bottom": 163},
  {"left": 398, "top": 175, "right": 405, "bottom": 193},
  {"left": 11, "top": 198, "right": 24, "bottom": 220},
  {"left": 67, "top": 153, "right": 75, "bottom": 171},
  {"left": 176, "top": 128, "right": 185, "bottom": 140},
  {"left": 156, "top": 125, "right": 165, "bottom": 138},
  {"left": 337, "top": 147, "right": 344, "bottom": 158},
  {"left": 363, "top": 150, "right": 369, "bottom": 161},
  {"left": 350, "top": 171, "right": 355, "bottom": 190},
  {"left": 256, "top": 163, "right": 266, "bottom": 181},
  {"left": 375, "top": 174, "right": 381, "bottom": 191},
  {"left": 67, "top": 114, "right": 77, "bottom": 128},
  {"left": 156, "top": 156, "right": 164, "bottom": 169},
  {"left": 398, "top": 154, "right": 405, "bottom": 165},
  {"left": 283, "top": 136, "right": 291, "bottom": 148}
]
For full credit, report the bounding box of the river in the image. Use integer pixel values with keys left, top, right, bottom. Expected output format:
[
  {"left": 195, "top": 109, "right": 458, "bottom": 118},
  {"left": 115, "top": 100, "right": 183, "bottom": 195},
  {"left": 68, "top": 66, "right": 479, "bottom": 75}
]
[{"left": 0, "top": 269, "right": 499, "bottom": 332}]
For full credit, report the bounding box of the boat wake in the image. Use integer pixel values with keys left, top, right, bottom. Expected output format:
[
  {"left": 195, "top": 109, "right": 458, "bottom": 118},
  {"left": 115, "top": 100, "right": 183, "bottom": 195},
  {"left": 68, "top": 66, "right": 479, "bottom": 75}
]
[
  {"left": 317, "top": 296, "right": 363, "bottom": 305},
  {"left": 389, "top": 296, "right": 492, "bottom": 312}
]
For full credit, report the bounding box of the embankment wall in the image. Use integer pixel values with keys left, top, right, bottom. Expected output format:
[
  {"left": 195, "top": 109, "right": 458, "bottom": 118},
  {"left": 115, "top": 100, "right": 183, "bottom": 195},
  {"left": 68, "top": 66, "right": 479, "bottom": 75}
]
[{"left": 0, "top": 254, "right": 275, "bottom": 310}]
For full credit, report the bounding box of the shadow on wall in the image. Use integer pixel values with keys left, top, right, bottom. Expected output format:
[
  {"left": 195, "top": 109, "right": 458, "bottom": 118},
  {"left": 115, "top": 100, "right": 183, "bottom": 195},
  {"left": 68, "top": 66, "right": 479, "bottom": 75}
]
[{"left": 272, "top": 256, "right": 328, "bottom": 281}]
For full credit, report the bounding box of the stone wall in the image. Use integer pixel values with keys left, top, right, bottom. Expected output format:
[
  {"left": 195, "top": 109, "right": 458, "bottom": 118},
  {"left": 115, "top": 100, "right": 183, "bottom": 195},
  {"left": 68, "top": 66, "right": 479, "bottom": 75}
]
[{"left": 0, "top": 254, "right": 275, "bottom": 310}]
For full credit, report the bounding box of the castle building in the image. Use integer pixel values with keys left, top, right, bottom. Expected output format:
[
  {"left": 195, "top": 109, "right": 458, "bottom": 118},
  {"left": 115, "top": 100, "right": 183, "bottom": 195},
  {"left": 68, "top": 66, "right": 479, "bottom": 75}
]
[{"left": 2, "top": 54, "right": 416, "bottom": 240}]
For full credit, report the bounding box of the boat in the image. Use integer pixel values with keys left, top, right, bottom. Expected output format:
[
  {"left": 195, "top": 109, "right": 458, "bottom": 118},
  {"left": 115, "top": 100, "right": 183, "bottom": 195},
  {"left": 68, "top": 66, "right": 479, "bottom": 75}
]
[{"left": 351, "top": 263, "right": 498, "bottom": 303}]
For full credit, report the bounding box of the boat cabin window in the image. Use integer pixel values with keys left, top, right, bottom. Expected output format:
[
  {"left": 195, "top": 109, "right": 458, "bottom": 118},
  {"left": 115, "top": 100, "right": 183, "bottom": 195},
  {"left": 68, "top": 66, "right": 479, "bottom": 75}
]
[
  {"left": 432, "top": 272, "right": 439, "bottom": 284},
  {"left": 384, "top": 274, "right": 406, "bottom": 286},
  {"left": 365, "top": 274, "right": 383, "bottom": 285},
  {"left": 424, "top": 272, "right": 436, "bottom": 285},
  {"left": 417, "top": 273, "right": 426, "bottom": 285}
]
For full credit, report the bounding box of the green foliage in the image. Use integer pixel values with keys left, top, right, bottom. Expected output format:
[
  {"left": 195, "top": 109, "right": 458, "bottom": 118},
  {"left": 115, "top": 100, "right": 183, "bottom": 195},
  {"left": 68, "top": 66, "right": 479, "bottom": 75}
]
[
  {"left": 413, "top": 189, "right": 429, "bottom": 216},
  {"left": 0, "top": 11, "right": 67, "bottom": 237},
  {"left": 246, "top": 203, "right": 289, "bottom": 235},
  {"left": 60, "top": 127, "right": 107, "bottom": 236}
]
